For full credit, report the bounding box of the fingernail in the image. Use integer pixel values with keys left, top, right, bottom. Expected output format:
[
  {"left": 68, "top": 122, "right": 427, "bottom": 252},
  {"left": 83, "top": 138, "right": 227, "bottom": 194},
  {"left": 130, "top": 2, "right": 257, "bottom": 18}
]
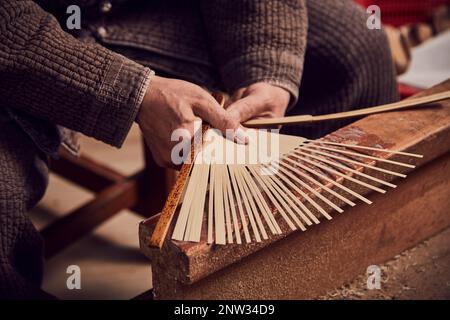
[{"left": 234, "top": 127, "right": 249, "bottom": 144}]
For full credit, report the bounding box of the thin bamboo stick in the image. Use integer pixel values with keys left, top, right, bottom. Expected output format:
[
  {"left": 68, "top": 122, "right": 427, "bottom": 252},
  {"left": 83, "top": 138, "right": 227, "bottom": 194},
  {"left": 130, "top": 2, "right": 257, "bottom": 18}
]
[
  {"left": 244, "top": 91, "right": 450, "bottom": 127},
  {"left": 296, "top": 145, "right": 407, "bottom": 178},
  {"left": 303, "top": 140, "right": 423, "bottom": 158}
]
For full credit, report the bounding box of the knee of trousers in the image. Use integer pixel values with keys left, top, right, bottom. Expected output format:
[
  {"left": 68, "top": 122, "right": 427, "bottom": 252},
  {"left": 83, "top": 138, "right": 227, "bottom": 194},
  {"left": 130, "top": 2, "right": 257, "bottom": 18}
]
[{"left": 305, "top": 0, "right": 398, "bottom": 104}]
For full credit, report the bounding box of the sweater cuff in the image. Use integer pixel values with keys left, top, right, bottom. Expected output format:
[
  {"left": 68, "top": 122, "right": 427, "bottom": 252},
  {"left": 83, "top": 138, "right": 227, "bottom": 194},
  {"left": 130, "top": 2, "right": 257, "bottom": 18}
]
[
  {"left": 86, "top": 54, "right": 154, "bottom": 147},
  {"left": 221, "top": 50, "right": 302, "bottom": 108}
]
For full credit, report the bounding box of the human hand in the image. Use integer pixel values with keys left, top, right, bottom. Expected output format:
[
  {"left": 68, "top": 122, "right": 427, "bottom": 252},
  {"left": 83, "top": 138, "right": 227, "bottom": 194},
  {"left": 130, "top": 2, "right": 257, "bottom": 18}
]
[
  {"left": 225, "top": 82, "right": 291, "bottom": 127},
  {"left": 136, "top": 76, "right": 246, "bottom": 167}
]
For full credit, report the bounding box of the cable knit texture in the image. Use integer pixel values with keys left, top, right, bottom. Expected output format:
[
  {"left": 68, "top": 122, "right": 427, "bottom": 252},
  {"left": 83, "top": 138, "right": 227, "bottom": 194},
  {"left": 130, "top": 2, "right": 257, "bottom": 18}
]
[{"left": 0, "top": 0, "right": 397, "bottom": 298}]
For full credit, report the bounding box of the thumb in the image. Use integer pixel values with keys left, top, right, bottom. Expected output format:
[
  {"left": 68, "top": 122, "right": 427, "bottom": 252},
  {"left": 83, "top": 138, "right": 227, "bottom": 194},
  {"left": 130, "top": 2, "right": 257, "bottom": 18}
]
[
  {"left": 226, "top": 94, "right": 263, "bottom": 124},
  {"left": 192, "top": 96, "right": 248, "bottom": 144}
]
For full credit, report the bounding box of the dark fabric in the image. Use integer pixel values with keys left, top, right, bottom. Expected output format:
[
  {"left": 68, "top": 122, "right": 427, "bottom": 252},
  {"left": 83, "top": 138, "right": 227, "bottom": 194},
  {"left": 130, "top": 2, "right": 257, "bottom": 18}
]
[
  {"left": 1, "top": 0, "right": 306, "bottom": 156},
  {"left": 282, "top": 0, "right": 399, "bottom": 139},
  {"left": 0, "top": 109, "right": 51, "bottom": 299},
  {"left": 0, "top": 0, "right": 153, "bottom": 155},
  {"left": 0, "top": 0, "right": 151, "bottom": 153},
  {"left": 46, "top": 0, "right": 307, "bottom": 99}
]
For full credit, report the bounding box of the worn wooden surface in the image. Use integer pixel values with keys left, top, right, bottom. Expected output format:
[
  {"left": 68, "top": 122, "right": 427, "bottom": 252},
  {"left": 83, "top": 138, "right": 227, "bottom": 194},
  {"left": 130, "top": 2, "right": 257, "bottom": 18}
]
[{"left": 140, "top": 80, "right": 450, "bottom": 299}]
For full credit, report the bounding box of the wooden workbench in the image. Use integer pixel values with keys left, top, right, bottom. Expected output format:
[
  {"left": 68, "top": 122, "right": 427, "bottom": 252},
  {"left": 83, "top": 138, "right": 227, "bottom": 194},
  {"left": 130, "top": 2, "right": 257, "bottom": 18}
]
[{"left": 139, "top": 80, "right": 450, "bottom": 299}]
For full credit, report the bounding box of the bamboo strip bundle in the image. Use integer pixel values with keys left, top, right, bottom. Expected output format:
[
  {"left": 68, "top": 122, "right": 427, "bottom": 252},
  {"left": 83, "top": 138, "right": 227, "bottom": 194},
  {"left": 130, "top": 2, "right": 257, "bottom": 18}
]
[{"left": 171, "top": 129, "right": 423, "bottom": 245}]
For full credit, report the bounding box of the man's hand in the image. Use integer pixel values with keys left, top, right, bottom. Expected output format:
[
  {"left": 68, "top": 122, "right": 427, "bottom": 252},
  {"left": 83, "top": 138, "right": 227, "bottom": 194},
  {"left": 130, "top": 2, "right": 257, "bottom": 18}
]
[
  {"left": 136, "top": 76, "right": 246, "bottom": 167},
  {"left": 226, "top": 82, "right": 291, "bottom": 126}
]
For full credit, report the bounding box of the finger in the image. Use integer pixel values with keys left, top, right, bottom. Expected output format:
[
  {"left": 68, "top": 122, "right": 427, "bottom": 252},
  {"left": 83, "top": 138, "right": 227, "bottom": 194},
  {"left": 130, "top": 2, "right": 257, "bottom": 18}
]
[
  {"left": 226, "top": 93, "right": 268, "bottom": 123},
  {"left": 234, "top": 125, "right": 249, "bottom": 144},
  {"left": 222, "top": 124, "right": 249, "bottom": 145},
  {"left": 192, "top": 96, "right": 250, "bottom": 144},
  {"left": 192, "top": 95, "right": 239, "bottom": 132},
  {"left": 224, "top": 87, "right": 246, "bottom": 109}
]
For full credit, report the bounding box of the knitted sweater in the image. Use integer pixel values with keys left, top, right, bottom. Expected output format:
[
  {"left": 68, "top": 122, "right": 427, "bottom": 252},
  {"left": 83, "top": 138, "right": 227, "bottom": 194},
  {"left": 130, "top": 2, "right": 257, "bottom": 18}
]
[
  {"left": 0, "top": 0, "right": 306, "bottom": 155},
  {"left": 0, "top": 0, "right": 307, "bottom": 299}
]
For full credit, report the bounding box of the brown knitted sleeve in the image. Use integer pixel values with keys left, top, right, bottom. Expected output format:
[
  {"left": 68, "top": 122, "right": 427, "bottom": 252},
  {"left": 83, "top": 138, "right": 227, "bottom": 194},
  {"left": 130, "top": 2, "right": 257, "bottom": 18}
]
[
  {"left": 0, "top": 0, "right": 152, "bottom": 147},
  {"left": 200, "top": 0, "right": 307, "bottom": 104}
]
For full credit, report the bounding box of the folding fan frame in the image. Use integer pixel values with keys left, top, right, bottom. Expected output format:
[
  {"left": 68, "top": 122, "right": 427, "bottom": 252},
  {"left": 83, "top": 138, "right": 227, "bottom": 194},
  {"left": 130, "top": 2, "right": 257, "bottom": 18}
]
[
  {"left": 170, "top": 128, "right": 423, "bottom": 245},
  {"left": 149, "top": 90, "right": 450, "bottom": 249}
]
